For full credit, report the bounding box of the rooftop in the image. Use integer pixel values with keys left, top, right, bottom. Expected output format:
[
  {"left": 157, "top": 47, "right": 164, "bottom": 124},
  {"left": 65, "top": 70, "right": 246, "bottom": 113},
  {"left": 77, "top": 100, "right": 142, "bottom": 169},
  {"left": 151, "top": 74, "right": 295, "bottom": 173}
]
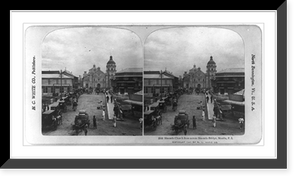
[
  {"left": 207, "top": 56, "right": 216, "bottom": 65},
  {"left": 107, "top": 56, "right": 116, "bottom": 65},
  {"left": 217, "top": 68, "right": 245, "bottom": 73},
  {"left": 117, "top": 68, "right": 143, "bottom": 73},
  {"left": 144, "top": 73, "right": 174, "bottom": 79},
  {"left": 42, "top": 70, "right": 75, "bottom": 79},
  {"left": 42, "top": 73, "right": 74, "bottom": 79}
]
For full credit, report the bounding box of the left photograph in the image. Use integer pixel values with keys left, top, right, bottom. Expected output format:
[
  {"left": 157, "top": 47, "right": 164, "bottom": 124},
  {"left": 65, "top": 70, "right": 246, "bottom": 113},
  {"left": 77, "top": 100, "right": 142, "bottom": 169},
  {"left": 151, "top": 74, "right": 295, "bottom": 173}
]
[{"left": 41, "top": 27, "right": 143, "bottom": 136}]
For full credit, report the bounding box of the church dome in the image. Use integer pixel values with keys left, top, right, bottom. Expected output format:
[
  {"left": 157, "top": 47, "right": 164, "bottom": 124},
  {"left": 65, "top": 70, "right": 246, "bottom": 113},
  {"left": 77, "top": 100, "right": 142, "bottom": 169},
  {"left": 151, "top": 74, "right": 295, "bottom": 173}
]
[
  {"left": 207, "top": 56, "right": 216, "bottom": 65},
  {"left": 107, "top": 56, "right": 116, "bottom": 65}
]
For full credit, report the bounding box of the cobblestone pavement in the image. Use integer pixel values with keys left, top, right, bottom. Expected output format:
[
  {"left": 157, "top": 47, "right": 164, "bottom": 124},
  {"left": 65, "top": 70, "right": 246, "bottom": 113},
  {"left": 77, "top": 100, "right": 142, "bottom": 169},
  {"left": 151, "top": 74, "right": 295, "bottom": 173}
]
[
  {"left": 145, "top": 93, "right": 244, "bottom": 136},
  {"left": 43, "top": 93, "right": 142, "bottom": 136}
]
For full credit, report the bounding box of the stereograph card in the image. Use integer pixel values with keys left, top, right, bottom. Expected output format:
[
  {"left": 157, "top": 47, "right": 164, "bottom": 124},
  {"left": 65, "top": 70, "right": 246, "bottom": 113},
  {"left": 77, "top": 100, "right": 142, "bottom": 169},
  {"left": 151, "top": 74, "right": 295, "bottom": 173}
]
[{"left": 24, "top": 24, "right": 262, "bottom": 145}]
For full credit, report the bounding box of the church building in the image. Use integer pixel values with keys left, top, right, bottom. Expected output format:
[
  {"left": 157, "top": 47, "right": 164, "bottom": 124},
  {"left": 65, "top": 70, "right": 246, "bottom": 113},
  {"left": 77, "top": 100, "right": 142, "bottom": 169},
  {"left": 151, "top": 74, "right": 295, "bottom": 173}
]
[
  {"left": 182, "top": 56, "right": 217, "bottom": 90},
  {"left": 82, "top": 55, "right": 117, "bottom": 90}
]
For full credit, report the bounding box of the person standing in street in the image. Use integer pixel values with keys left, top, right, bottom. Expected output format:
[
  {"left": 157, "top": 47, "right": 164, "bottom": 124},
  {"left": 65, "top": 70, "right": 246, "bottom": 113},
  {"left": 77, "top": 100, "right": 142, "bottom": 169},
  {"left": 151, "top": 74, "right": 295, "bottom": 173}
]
[
  {"left": 83, "top": 124, "right": 88, "bottom": 136},
  {"left": 113, "top": 114, "right": 117, "bottom": 128},
  {"left": 202, "top": 109, "right": 206, "bottom": 121},
  {"left": 139, "top": 118, "right": 143, "bottom": 129},
  {"left": 212, "top": 114, "right": 217, "bottom": 128},
  {"left": 102, "top": 108, "right": 106, "bottom": 121},
  {"left": 192, "top": 115, "right": 196, "bottom": 129},
  {"left": 183, "top": 124, "right": 188, "bottom": 135},
  {"left": 93, "top": 115, "right": 97, "bottom": 129},
  {"left": 106, "top": 95, "right": 109, "bottom": 103},
  {"left": 238, "top": 118, "right": 244, "bottom": 130},
  {"left": 213, "top": 104, "right": 219, "bottom": 118}
]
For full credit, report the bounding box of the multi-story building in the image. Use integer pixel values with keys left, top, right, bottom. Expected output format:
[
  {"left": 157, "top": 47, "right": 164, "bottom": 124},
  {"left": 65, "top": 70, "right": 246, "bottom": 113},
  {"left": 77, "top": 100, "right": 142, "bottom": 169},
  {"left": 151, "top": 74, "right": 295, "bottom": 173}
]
[
  {"left": 144, "top": 71, "right": 174, "bottom": 97},
  {"left": 63, "top": 70, "right": 79, "bottom": 89},
  {"left": 42, "top": 70, "right": 74, "bottom": 95},
  {"left": 112, "top": 68, "right": 143, "bottom": 95},
  {"left": 212, "top": 68, "right": 244, "bottom": 95}
]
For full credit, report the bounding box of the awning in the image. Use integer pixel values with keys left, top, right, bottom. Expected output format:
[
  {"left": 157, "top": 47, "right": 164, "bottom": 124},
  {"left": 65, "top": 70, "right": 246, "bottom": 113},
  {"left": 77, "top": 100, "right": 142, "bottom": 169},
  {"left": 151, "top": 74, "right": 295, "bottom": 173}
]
[
  {"left": 149, "top": 102, "right": 159, "bottom": 107},
  {"left": 223, "top": 100, "right": 245, "bottom": 106},
  {"left": 123, "top": 100, "right": 143, "bottom": 106}
]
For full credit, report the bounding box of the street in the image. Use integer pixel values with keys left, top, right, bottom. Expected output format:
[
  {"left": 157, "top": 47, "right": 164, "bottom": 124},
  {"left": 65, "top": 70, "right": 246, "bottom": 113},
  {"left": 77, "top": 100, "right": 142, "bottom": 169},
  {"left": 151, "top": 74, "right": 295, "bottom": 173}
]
[
  {"left": 145, "top": 93, "right": 244, "bottom": 136},
  {"left": 43, "top": 93, "right": 142, "bottom": 136}
]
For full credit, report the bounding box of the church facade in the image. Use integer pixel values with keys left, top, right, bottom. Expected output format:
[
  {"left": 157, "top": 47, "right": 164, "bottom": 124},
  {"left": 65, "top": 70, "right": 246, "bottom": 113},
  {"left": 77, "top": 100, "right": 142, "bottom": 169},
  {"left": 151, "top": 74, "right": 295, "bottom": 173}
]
[
  {"left": 182, "top": 56, "right": 217, "bottom": 90},
  {"left": 82, "top": 55, "right": 117, "bottom": 90}
]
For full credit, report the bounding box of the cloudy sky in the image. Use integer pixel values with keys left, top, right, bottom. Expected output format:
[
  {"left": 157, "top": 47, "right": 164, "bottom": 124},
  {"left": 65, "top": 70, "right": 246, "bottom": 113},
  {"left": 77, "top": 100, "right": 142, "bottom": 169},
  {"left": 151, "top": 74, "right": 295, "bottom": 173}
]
[
  {"left": 42, "top": 27, "right": 143, "bottom": 77},
  {"left": 144, "top": 27, "right": 245, "bottom": 77}
]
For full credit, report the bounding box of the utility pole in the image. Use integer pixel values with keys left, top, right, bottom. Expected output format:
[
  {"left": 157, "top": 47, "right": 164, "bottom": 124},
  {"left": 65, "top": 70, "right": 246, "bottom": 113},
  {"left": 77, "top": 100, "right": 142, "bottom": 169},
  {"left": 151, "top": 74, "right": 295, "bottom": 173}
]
[
  {"left": 160, "top": 70, "right": 163, "bottom": 98},
  {"left": 60, "top": 69, "right": 63, "bottom": 98}
]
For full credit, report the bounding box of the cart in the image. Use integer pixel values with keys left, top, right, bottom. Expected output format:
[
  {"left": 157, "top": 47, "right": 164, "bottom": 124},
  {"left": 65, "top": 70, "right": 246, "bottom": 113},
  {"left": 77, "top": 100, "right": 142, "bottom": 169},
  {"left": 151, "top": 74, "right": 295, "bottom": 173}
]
[
  {"left": 72, "top": 110, "right": 90, "bottom": 135},
  {"left": 144, "top": 110, "right": 159, "bottom": 129},
  {"left": 42, "top": 110, "right": 59, "bottom": 131},
  {"left": 172, "top": 110, "right": 190, "bottom": 134}
]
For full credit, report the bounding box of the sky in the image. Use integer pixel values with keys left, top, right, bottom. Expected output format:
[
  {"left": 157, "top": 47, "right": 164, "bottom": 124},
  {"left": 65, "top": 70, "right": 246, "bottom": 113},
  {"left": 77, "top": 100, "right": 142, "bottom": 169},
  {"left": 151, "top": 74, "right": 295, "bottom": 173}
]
[
  {"left": 42, "top": 27, "right": 143, "bottom": 77},
  {"left": 42, "top": 26, "right": 245, "bottom": 78},
  {"left": 144, "top": 27, "right": 245, "bottom": 77}
]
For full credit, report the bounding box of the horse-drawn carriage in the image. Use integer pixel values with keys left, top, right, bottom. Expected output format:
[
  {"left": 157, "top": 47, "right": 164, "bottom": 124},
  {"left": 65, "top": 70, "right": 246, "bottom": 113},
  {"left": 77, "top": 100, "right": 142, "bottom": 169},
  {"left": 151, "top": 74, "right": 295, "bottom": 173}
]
[
  {"left": 144, "top": 110, "right": 161, "bottom": 129},
  {"left": 172, "top": 110, "right": 190, "bottom": 134},
  {"left": 72, "top": 110, "right": 90, "bottom": 135},
  {"left": 158, "top": 99, "right": 167, "bottom": 113},
  {"left": 42, "top": 110, "right": 61, "bottom": 131}
]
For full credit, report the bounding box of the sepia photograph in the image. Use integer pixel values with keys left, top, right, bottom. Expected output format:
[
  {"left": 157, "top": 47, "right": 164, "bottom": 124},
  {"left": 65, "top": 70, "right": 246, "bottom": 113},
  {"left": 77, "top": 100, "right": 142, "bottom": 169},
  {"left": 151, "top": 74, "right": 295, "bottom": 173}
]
[{"left": 144, "top": 27, "right": 246, "bottom": 136}]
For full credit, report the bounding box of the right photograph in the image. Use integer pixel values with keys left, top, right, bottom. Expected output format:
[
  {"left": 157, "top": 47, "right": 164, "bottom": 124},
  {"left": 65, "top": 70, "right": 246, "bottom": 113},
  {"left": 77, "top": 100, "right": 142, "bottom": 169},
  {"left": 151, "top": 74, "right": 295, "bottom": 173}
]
[{"left": 144, "top": 26, "right": 245, "bottom": 136}]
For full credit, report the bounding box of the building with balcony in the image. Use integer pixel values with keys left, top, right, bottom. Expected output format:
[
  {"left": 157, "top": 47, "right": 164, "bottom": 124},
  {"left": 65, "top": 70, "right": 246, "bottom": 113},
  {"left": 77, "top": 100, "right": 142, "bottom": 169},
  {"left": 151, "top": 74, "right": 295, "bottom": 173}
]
[
  {"left": 42, "top": 70, "right": 74, "bottom": 95},
  {"left": 212, "top": 68, "right": 245, "bottom": 95},
  {"left": 112, "top": 68, "right": 143, "bottom": 95},
  {"left": 144, "top": 71, "right": 174, "bottom": 97}
]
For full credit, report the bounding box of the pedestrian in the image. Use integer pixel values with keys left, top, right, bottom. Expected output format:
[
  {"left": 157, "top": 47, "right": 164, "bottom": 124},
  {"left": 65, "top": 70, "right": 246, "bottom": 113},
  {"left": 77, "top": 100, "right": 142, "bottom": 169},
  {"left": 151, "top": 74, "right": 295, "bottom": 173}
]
[
  {"left": 119, "top": 108, "right": 124, "bottom": 121},
  {"left": 139, "top": 118, "right": 143, "bottom": 129},
  {"left": 83, "top": 124, "right": 88, "bottom": 136},
  {"left": 93, "top": 115, "right": 97, "bottom": 129},
  {"left": 218, "top": 106, "right": 223, "bottom": 121},
  {"left": 106, "top": 95, "right": 109, "bottom": 103},
  {"left": 238, "top": 118, "right": 244, "bottom": 129},
  {"left": 206, "top": 96, "right": 209, "bottom": 103},
  {"left": 183, "top": 124, "right": 188, "bottom": 135},
  {"left": 202, "top": 109, "right": 206, "bottom": 121},
  {"left": 113, "top": 114, "right": 117, "bottom": 128},
  {"left": 102, "top": 108, "right": 106, "bottom": 121},
  {"left": 192, "top": 115, "right": 196, "bottom": 129},
  {"left": 213, "top": 104, "right": 219, "bottom": 118},
  {"left": 212, "top": 114, "right": 217, "bottom": 128},
  {"left": 159, "top": 111, "right": 162, "bottom": 124}
]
